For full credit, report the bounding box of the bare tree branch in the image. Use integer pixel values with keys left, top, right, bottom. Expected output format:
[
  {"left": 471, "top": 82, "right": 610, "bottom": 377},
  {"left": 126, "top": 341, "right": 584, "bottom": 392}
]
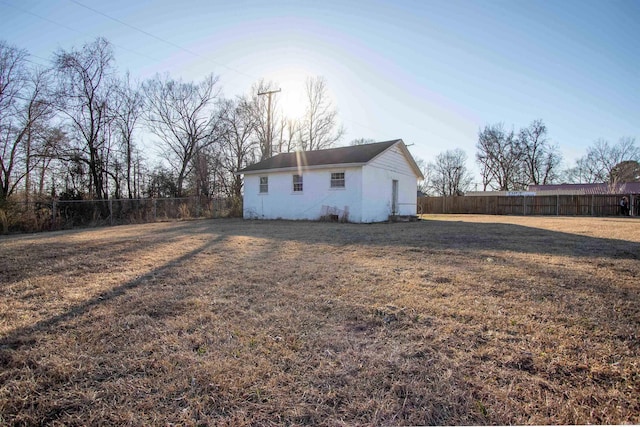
[
  {"left": 298, "top": 76, "right": 344, "bottom": 151},
  {"left": 427, "top": 149, "right": 473, "bottom": 196},
  {"left": 476, "top": 123, "right": 524, "bottom": 191},
  {"left": 54, "top": 37, "right": 116, "bottom": 200},
  {"left": 143, "top": 73, "right": 222, "bottom": 196},
  {"left": 566, "top": 137, "right": 640, "bottom": 184},
  {"left": 0, "top": 42, "right": 55, "bottom": 203}
]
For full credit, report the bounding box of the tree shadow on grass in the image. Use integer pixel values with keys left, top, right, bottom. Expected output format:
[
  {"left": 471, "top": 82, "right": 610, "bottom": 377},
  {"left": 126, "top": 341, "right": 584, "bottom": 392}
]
[
  {"left": 0, "top": 220, "right": 223, "bottom": 289},
  {"left": 0, "top": 231, "right": 228, "bottom": 351},
  {"left": 3, "top": 217, "right": 638, "bottom": 351},
  {"left": 0, "top": 218, "right": 638, "bottom": 425}
]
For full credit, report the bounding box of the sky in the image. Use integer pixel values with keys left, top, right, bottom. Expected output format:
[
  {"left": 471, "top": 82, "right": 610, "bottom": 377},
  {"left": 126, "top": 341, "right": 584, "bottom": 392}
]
[{"left": 1, "top": 0, "right": 638, "bottom": 186}]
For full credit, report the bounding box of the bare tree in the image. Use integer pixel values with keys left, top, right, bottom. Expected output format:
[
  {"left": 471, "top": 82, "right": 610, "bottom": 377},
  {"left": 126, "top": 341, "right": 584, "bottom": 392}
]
[
  {"left": 217, "top": 96, "right": 259, "bottom": 207},
  {"left": 427, "top": 149, "right": 473, "bottom": 196},
  {"left": 35, "top": 126, "right": 67, "bottom": 198},
  {"left": 143, "top": 73, "right": 222, "bottom": 196},
  {"left": 188, "top": 147, "right": 218, "bottom": 198},
  {"left": 0, "top": 42, "right": 55, "bottom": 204},
  {"left": 248, "top": 79, "right": 282, "bottom": 160},
  {"left": 476, "top": 123, "right": 525, "bottom": 191},
  {"left": 113, "top": 72, "right": 144, "bottom": 198},
  {"left": 566, "top": 137, "right": 639, "bottom": 184},
  {"left": 564, "top": 156, "right": 592, "bottom": 184},
  {"left": 413, "top": 157, "right": 430, "bottom": 195},
  {"left": 274, "top": 117, "right": 298, "bottom": 154},
  {"left": 518, "top": 119, "right": 562, "bottom": 185},
  {"left": 298, "top": 76, "right": 344, "bottom": 151},
  {"left": 350, "top": 137, "right": 376, "bottom": 146},
  {"left": 54, "top": 37, "right": 117, "bottom": 200},
  {"left": 22, "top": 68, "right": 56, "bottom": 204},
  {"left": 0, "top": 42, "right": 29, "bottom": 203}
]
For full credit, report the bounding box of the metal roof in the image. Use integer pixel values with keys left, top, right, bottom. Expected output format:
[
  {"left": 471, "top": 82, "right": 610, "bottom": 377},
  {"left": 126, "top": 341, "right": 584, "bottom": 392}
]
[{"left": 528, "top": 182, "right": 640, "bottom": 195}]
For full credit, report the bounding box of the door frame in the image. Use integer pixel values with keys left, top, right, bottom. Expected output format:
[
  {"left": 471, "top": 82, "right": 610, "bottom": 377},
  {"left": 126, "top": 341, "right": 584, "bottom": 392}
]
[{"left": 391, "top": 179, "right": 399, "bottom": 215}]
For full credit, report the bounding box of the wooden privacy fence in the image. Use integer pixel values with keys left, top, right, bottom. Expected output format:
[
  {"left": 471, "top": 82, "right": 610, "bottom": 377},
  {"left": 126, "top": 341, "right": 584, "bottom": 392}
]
[{"left": 419, "top": 194, "right": 638, "bottom": 216}]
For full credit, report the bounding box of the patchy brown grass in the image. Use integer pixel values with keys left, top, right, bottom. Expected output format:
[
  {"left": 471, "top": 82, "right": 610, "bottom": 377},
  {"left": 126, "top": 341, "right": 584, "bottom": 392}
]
[{"left": 1, "top": 215, "right": 639, "bottom": 426}]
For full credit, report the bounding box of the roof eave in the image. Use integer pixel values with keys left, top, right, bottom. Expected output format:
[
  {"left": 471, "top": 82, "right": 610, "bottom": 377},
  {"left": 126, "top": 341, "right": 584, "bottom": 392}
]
[{"left": 238, "top": 162, "right": 367, "bottom": 175}]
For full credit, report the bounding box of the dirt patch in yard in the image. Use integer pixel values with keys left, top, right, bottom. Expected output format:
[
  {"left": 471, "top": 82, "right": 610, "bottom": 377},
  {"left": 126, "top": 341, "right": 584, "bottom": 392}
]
[{"left": 1, "top": 215, "right": 639, "bottom": 425}]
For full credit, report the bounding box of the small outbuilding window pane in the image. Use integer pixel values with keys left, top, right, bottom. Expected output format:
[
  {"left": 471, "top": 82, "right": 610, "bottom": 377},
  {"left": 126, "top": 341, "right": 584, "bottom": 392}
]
[
  {"left": 293, "top": 174, "right": 303, "bottom": 192},
  {"left": 259, "top": 176, "right": 268, "bottom": 193},
  {"left": 331, "top": 172, "right": 345, "bottom": 188}
]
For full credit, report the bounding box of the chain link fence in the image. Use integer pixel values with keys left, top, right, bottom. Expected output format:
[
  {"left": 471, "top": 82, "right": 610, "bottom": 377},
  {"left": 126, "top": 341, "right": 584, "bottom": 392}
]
[{"left": 1, "top": 196, "right": 238, "bottom": 234}]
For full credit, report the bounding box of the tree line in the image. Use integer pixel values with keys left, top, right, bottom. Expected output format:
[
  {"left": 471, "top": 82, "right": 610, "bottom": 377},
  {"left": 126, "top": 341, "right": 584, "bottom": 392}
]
[
  {"left": 3, "top": 36, "right": 638, "bottom": 207},
  {"left": 420, "top": 120, "right": 639, "bottom": 196},
  {"left": 0, "top": 37, "right": 344, "bottom": 211}
]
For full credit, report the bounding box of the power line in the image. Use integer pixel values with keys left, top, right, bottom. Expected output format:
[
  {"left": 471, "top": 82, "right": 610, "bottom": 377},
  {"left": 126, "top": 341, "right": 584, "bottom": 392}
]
[
  {"left": 63, "top": 3, "right": 386, "bottom": 145},
  {"left": 2, "top": 0, "right": 255, "bottom": 81},
  {"left": 68, "top": 0, "right": 258, "bottom": 81},
  {"left": 0, "top": 0, "right": 163, "bottom": 64},
  {"left": 23, "top": 56, "right": 50, "bottom": 69},
  {"left": 68, "top": 0, "right": 197, "bottom": 55},
  {"left": 1, "top": 0, "right": 78, "bottom": 35},
  {"left": 1, "top": 0, "right": 400, "bottom": 145}
]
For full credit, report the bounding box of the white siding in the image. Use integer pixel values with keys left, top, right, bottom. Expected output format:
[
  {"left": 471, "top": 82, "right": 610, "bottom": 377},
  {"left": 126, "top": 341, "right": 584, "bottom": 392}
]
[
  {"left": 243, "top": 167, "right": 363, "bottom": 222},
  {"left": 361, "top": 145, "right": 419, "bottom": 221},
  {"left": 242, "top": 142, "right": 421, "bottom": 223},
  {"left": 368, "top": 145, "right": 416, "bottom": 177}
]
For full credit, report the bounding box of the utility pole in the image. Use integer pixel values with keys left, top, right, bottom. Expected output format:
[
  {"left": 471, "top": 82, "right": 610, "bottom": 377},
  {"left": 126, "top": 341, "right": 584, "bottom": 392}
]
[{"left": 257, "top": 88, "right": 281, "bottom": 159}]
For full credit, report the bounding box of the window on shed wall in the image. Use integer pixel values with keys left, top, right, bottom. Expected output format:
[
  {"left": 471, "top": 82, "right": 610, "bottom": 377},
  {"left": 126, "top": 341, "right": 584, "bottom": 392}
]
[
  {"left": 259, "top": 176, "right": 268, "bottom": 193},
  {"left": 330, "top": 172, "right": 345, "bottom": 188},
  {"left": 293, "top": 174, "right": 303, "bottom": 192}
]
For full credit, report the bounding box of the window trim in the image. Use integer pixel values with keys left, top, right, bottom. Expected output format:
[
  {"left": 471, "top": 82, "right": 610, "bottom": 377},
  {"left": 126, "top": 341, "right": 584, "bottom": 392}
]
[
  {"left": 292, "top": 174, "right": 303, "bottom": 192},
  {"left": 259, "top": 176, "right": 268, "bottom": 194},
  {"left": 330, "top": 171, "right": 345, "bottom": 189}
]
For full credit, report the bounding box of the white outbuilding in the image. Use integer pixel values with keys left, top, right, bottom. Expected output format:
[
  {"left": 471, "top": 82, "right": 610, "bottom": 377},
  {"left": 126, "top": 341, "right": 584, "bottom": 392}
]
[{"left": 238, "top": 139, "right": 424, "bottom": 223}]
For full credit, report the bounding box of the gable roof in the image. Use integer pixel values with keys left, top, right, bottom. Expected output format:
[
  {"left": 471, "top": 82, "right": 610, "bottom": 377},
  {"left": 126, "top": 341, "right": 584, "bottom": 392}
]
[{"left": 238, "top": 139, "right": 423, "bottom": 178}]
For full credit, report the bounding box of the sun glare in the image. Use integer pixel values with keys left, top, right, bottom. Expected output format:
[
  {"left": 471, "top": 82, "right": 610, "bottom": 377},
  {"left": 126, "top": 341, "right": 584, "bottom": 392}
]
[
  {"left": 266, "top": 67, "right": 310, "bottom": 120},
  {"left": 279, "top": 89, "right": 305, "bottom": 120}
]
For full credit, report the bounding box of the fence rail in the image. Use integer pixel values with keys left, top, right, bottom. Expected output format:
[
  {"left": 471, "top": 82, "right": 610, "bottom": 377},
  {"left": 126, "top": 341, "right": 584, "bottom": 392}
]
[
  {"left": 418, "top": 194, "right": 639, "bottom": 217},
  {"left": 1, "top": 196, "right": 237, "bottom": 233}
]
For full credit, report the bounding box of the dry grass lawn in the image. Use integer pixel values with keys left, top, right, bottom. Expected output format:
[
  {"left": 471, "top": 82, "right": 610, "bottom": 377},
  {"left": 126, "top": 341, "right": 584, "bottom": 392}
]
[{"left": 1, "top": 215, "right": 639, "bottom": 425}]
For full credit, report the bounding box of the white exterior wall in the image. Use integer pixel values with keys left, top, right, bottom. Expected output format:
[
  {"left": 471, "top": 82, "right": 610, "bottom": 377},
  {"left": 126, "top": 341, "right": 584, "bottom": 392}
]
[
  {"left": 361, "top": 145, "right": 419, "bottom": 222},
  {"left": 243, "top": 167, "right": 363, "bottom": 222}
]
